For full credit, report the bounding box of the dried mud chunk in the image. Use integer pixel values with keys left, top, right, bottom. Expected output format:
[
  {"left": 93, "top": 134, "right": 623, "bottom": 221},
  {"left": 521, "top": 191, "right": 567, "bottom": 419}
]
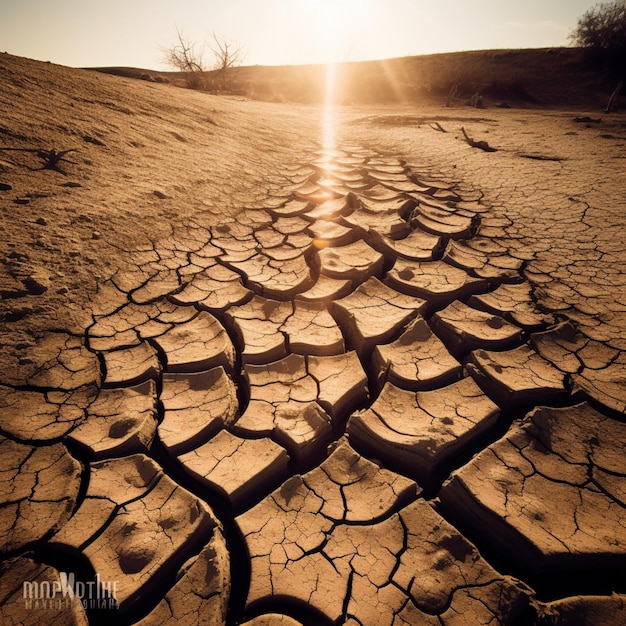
[
  {"left": 254, "top": 225, "right": 286, "bottom": 249},
  {"left": 439, "top": 579, "right": 533, "bottom": 625},
  {"left": 444, "top": 238, "right": 522, "bottom": 280},
  {"left": 154, "top": 311, "right": 234, "bottom": 373},
  {"left": 260, "top": 242, "right": 304, "bottom": 262},
  {"left": 268, "top": 198, "right": 310, "bottom": 218},
  {"left": 360, "top": 195, "right": 413, "bottom": 214},
  {"left": 237, "top": 354, "right": 333, "bottom": 464},
  {"left": 431, "top": 300, "right": 523, "bottom": 357},
  {"left": 572, "top": 352, "right": 626, "bottom": 414},
  {"left": 135, "top": 530, "right": 230, "bottom": 626},
  {"left": 51, "top": 455, "right": 218, "bottom": 616},
  {"left": 0, "top": 384, "right": 96, "bottom": 440},
  {"left": 281, "top": 301, "right": 345, "bottom": 356},
  {"left": 410, "top": 202, "right": 475, "bottom": 238},
  {"left": 236, "top": 442, "right": 416, "bottom": 622},
  {"left": 178, "top": 430, "right": 289, "bottom": 511},
  {"left": 348, "top": 377, "right": 499, "bottom": 484},
  {"left": 0, "top": 557, "right": 88, "bottom": 625},
  {"left": 238, "top": 473, "right": 529, "bottom": 625},
  {"left": 4, "top": 332, "right": 100, "bottom": 389},
  {"left": 308, "top": 351, "right": 369, "bottom": 420},
  {"left": 211, "top": 223, "right": 257, "bottom": 263},
  {"left": 308, "top": 219, "right": 359, "bottom": 246},
  {"left": 303, "top": 439, "right": 418, "bottom": 522},
  {"left": 372, "top": 317, "right": 462, "bottom": 390},
  {"left": 159, "top": 368, "right": 238, "bottom": 455},
  {"left": 225, "top": 296, "right": 292, "bottom": 364},
  {"left": 392, "top": 501, "right": 530, "bottom": 619},
  {"left": 368, "top": 227, "right": 442, "bottom": 262},
  {"left": 302, "top": 194, "right": 352, "bottom": 219},
  {"left": 101, "top": 341, "right": 162, "bottom": 386},
  {"left": 227, "top": 252, "right": 314, "bottom": 299},
  {"left": 69, "top": 381, "right": 157, "bottom": 459},
  {"left": 318, "top": 239, "right": 384, "bottom": 282},
  {"left": 331, "top": 277, "right": 425, "bottom": 356},
  {"left": 273, "top": 215, "right": 310, "bottom": 236},
  {"left": 295, "top": 274, "right": 352, "bottom": 304},
  {"left": 0, "top": 438, "right": 81, "bottom": 553},
  {"left": 469, "top": 282, "right": 552, "bottom": 329},
  {"left": 52, "top": 455, "right": 161, "bottom": 549},
  {"left": 130, "top": 268, "right": 182, "bottom": 304},
  {"left": 360, "top": 183, "right": 401, "bottom": 201},
  {"left": 169, "top": 263, "right": 252, "bottom": 312},
  {"left": 341, "top": 208, "right": 409, "bottom": 239},
  {"left": 385, "top": 259, "right": 487, "bottom": 309},
  {"left": 530, "top": 321, "right": 586, "bottom": 374},
  {"left": 87, "top": 300, "right": 197, "bottom": 352},
  {"left": 439, "top": 402, "right": 626, "bottom": 577},
  {"left": 467, "top": 345, "right": 565, "bottom": 408}
]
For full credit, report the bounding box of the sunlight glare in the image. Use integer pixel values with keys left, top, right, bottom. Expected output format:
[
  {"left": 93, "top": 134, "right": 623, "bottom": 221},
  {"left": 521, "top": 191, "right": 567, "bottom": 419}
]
[
  {"left": 294, "top": 0, "right": 374, "bottom": 166},
  {"left": 322, "top": 61, "right": 337, "bottom": 158},
  {"left": 294, "top": 0, "right": 373, "bottom": 64}
]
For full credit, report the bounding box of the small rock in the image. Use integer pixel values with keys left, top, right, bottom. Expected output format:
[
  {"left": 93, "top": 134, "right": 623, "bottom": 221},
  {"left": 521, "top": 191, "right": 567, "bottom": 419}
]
[
  {"left": 92, "top": 230, "right": 101, "bottom": 240},
  {"left": 22, "top": 276, "right": 47, "bottom": 295},
  {"left": 0, "top": 182, "right": 12, "bottom": 191},
  {"left": 83, "top": 134, "right": 106, "bottom": 146},
  {"left": 573, "top": 116, "right": 601, "bottom": 123},
  {"left": 35, "top": 217, "right": 47, "bottom": 226},
  {"left": 153, "top": 190, "right": 168, "bottom": 199}
]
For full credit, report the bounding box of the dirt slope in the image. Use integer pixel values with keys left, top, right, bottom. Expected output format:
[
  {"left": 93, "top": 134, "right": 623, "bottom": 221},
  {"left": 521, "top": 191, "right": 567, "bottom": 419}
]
[{"left": 0, "top": 52, "right": 321, "bottom": 342}]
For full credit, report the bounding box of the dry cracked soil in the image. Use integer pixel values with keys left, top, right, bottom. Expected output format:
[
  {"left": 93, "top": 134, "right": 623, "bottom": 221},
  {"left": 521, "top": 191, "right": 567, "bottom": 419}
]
[{"left": 0, "top": 53, "right": 625, "bottom": 626}]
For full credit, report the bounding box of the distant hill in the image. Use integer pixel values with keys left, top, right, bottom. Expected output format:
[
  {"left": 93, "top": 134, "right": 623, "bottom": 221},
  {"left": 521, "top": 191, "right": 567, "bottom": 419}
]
[{"left": 90, "top": 48, "right": 621, "bottom": 109}]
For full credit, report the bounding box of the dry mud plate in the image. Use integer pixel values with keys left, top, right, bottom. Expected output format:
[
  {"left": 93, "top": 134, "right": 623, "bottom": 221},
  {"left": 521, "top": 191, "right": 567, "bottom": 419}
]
[{"left": 1, "top": 56, "right": 626, "bottom": 626}]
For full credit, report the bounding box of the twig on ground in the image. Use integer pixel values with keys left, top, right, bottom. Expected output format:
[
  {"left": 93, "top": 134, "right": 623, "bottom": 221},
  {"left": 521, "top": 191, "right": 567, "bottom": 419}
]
[
  {"left": 0, "top": 147, "right": 78, "bottom": 174},
  {"left": 429, "top": 122, "right": 447, "bottom": 133},
  {"left": 573, "top": 116, "right": 601, "bottom": 124},
  {"left": 460, "top": 127, "right": 497, "bottom": 152}
]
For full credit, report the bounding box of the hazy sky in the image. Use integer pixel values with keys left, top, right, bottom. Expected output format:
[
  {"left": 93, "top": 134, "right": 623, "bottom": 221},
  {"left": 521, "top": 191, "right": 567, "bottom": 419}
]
[{"left": 0, "top": 0, "right": 600, "bottom": 69}]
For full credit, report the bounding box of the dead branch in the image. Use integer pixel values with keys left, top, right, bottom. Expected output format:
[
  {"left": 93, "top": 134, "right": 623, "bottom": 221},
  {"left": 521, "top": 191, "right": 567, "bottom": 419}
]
[
  {"left": 0, "top": 147, "right": 78, "bottom": 174},
  {"left": 162, "top": 27, "right": 206, "bottom": 89},
  {"left": 606, "top": 80, "right": 623, "bottom": 113},
  {"left": 460, "top": 127, "right": 497, "bottom": 152},
  {"left": 208, "top": 32, "right": 245, "bottom": 73}
]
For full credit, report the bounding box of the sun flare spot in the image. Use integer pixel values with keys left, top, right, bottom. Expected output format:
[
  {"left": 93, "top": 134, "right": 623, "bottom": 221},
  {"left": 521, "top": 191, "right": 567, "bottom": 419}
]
[{"left": 294, "top": 0, "right": 373, "bottom": 64}]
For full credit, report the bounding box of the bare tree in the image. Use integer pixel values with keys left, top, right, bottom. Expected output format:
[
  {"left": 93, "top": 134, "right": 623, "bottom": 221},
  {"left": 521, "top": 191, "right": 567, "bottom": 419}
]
[
  {"left": 162, "top": 28, "right": 245, "bottom": 91},
  {"left": 162, "top": 27, "right": 206, "bottom": 89},
  {"left": 208, "top": 32, "right": 245, "bottom": 88}
]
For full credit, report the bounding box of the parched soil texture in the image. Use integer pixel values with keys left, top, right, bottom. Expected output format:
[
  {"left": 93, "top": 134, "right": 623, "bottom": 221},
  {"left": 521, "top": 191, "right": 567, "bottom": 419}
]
[{"left": 0, "top": 53, "right": 625, "bottom": 626}]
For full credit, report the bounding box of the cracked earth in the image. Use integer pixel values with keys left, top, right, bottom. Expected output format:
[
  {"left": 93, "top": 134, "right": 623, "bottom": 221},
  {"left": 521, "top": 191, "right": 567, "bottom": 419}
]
[{"left": 1, "top": 54, "right": 625, "bottom": 625}]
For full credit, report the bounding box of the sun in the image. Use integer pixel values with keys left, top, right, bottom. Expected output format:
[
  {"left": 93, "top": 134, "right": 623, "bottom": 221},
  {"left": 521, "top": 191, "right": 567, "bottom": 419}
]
[{"left": 294, "top": 0, "right": 374, "bottom": 64}]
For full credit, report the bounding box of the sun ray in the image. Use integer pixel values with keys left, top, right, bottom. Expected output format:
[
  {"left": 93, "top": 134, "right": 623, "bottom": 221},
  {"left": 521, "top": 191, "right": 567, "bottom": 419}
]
[{"left": 291, "top": 0, "right": 375, "bottom": 158}]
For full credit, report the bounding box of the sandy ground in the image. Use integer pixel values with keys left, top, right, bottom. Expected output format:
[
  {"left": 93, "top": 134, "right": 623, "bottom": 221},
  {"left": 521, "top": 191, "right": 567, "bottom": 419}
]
[
  {"left": 1, "top": 53, "right": 625, "bottom": 625},
  {"left": 1, "top": 54, "right": 320, "bottom": 348}
]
